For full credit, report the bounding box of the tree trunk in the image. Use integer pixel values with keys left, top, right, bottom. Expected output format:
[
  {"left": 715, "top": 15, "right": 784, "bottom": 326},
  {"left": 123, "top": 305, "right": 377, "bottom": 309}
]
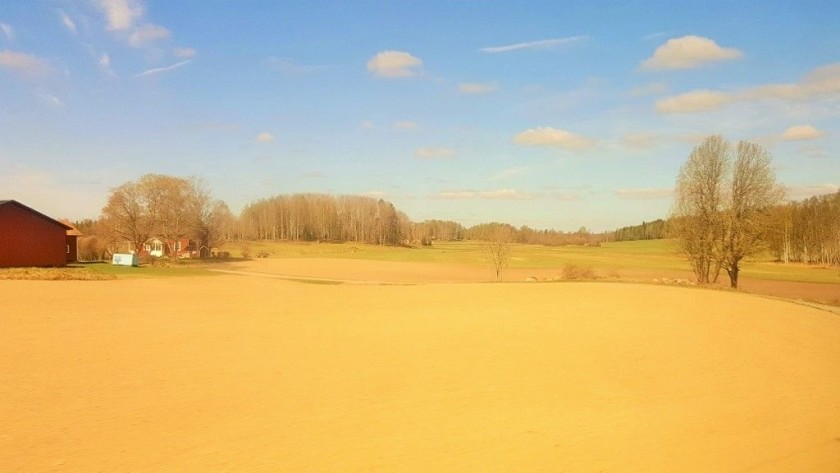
[{"left": 726, "top": 261, "right": 740, "bottom": 289}]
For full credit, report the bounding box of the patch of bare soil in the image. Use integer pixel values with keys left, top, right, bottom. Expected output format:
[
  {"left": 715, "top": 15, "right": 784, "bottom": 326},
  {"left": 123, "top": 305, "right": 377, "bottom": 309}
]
[{"left": 2, "top": 278, "right": 839, "bottom": 472}]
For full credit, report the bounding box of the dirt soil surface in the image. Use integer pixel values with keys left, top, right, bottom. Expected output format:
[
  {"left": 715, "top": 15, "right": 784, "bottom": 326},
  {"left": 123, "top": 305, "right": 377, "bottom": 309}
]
[
  {"left": 2, "top": 273, "right": 840, "bottom": 472},
  {"left": 224, "top": 258, "right": 840, "bottom": 306}
]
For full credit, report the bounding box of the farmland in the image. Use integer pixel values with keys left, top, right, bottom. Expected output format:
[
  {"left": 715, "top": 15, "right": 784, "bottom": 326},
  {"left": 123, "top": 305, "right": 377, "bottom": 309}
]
[{"left": 2, "top": 273, "right": 839, "bottom": 472}]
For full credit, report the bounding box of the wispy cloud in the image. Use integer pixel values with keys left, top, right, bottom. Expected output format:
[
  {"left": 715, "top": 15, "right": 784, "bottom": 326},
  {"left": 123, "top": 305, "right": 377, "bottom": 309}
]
[
  {"left": 656, "top": 62, "right": 840, "bottom": 114},
  {"left": 99, "top": 53, "right": 117, "bottom": 77},
  {"left": 134, "top": 59, "right": 191, "bottom": 78},
  {"left": 301, "top": 171, "right": 325, "bottom": 179},
  {"left": 480, "top": 36, "right": 587, "bottom": 53},
  {"left": 784, "top": 184, "right": 839, "bottom": 200},
  {"left": 173, "top": 47, "right": 196, "bottom": 59},
  {"left": 128, "top": 23, "right": 170, "bottom": 47},
  {"left": 458, "top": 82, "right": 499, "bottom": 95},
  {"left": 629, "top": 81, "right": 667, "bottom": 97},
  {"left": 621, "top": 133, "right": 660, "bottom": 150},
  {"left": 1, "top": 23, "right": 14, "bottom": 41},
  {"left": 615, "top": 188, "right": 673, "bottom": 200},
  {"left": 0, "top": 50, "right": 49, "bottom": 78},
  {"left": 415, "top": 147, "right": 455, "bottom": 159},
  {"left": 367, "top": 50, "right": 422, "bottom": 78},
  {"left": 58, "top": 11, "right": 77, "bottom": 34},
  {"left": 393, "top": 120, "right": 419, "bottom": 130},
  {"left": 513, "top": 127, "right": 596, "bottom": 150},
  {"left": 433, "top": 189, "right": 540, "bottom": 200},
  {"left": 641, "top": 35, "right": 742, "bottom": 70},
  {"left": 490, "top": 167, "right": 529, "bottom": 181}
]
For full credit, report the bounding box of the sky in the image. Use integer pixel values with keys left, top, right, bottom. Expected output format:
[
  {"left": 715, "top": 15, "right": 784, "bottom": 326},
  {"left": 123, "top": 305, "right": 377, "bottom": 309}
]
[{"left": 1, "top": 1, "right": 839, "bottom": 232}]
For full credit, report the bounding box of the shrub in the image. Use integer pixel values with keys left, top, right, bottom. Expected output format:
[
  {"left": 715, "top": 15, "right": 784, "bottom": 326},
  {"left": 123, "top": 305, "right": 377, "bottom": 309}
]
[{"left": 562, "top": 264, "right": 596, "bottom": 280}]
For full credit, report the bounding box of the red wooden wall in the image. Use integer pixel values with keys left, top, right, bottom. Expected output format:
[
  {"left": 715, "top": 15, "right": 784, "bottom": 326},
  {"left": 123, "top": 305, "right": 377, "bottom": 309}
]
[{"left": 0, "top": 202, "right": 69, "bottom": 268}]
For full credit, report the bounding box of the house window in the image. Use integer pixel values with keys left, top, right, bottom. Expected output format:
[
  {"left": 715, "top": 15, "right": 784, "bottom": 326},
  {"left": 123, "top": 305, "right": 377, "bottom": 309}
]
[{"left": 66, "top": 245, "right": 70, "bottom": 254}]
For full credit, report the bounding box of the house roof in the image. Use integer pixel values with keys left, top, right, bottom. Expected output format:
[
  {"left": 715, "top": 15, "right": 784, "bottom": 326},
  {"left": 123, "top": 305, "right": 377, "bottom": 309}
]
[
  {"left": 0, "top": 200, "right": 73, "bottom": 231},
  {"left": 59, "top": 219, "right": 84, "bottom": 236}
]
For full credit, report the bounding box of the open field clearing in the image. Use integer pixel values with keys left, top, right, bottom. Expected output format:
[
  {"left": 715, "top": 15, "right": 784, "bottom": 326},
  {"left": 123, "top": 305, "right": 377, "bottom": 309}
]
[{"left": 2, "top": 275, "right": 839, "bottom": 472}]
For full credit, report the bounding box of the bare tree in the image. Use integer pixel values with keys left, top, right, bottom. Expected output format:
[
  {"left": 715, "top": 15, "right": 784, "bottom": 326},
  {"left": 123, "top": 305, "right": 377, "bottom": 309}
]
[
  {"left": 721, "top": 141, "right": 784, "bottom": 288},
  {"left": 101, "top": 180, "right": 153, "bottom": 254},
  {"left": 672, "top": 135, "right": 728, "bottom": 284},
  {"left": 482, "top": 225, "right": 514, "bottom": 281},
  {"left": 673, "top": 136, "right": 783, "bottom": 288}
]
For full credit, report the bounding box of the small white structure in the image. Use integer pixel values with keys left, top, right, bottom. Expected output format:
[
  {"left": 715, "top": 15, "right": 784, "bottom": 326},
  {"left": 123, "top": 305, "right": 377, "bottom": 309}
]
[
  {"left": 112, "top": 253, "right": 139, "bottom": 267},
  {"left": 144, "top": 238, "right": 165, "bottom": 257}
]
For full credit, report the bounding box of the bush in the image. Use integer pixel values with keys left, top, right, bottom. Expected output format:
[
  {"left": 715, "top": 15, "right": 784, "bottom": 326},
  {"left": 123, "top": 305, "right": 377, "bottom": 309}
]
[
  {"left": 562, "top": 264, "right": 597, "bottom": 280},
  {"left": 240, "top": 243, "right": 251, "bottom": 259}
]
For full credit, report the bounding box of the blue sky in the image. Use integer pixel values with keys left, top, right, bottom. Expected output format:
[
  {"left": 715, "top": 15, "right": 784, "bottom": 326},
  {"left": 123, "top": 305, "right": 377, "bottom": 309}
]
[{"left": 1, "top": 1, "right": 838, "bottom": 231}]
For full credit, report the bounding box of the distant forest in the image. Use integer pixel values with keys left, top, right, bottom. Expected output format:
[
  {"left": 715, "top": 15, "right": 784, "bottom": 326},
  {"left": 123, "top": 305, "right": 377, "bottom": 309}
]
[
  {"left": 612, "top": 191, "right": 840, "bottom": 266},
  {"left": 73, "top": 172, "right": 839, "bottom": 269}
]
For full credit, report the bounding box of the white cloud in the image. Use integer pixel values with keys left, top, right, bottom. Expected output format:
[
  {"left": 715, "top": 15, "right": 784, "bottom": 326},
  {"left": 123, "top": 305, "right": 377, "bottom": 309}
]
[
  {"left": 433, "top": 189, "right": 539, "bottom": 200},
  {"left": 615, "top": 188, "right": 673, "bottom": 200},
  {"left": 458, "top": 82, "right": 498, "bottom": 95},
  {"left": 134, "top": 59, "right": 191, "bottom": 78},
  {"left": 58, "top": 11, "right": 77, "bottom": 34},
  {"left": 781, "top": 124, "right": 825, "bottom": 141},
  {"left": 415, "top": 148, "right": 455, "bottom": 159},
  {"left": 366, "top": 50, "right": 422, "bottom": 78},
  {"left": 480, "top": 36, "right": 587, "bottom": 53},
  {"left": 513, "top": 127, "right": 596, "bottom": 150},
  {"left": 128, "top": 23, "right": 170, "bottom": 47},
  {"left": 257, "top": 132, "right": 275, "bottom": 142},
  {"left": 655, "top": 62, "right": 840, "bottom": 114},
  {"left": 0, "top": 50, "right": 49, "bottom": 78},
  {"left": 360, "top": 120, "right": 375, "bottom": 130},
  {"left": 173, "top": 47, "right": 196, "bottom": 58},
  {"left": 641, "top": 35, "right": 743, "bottom": 70},
  {"left": 655, "top": 90, "right": 732, "bottom": 113},
  {"left": 1, "top": 23, "right": 14, "bottom": 41},
  {"left": 393, "top": 120, "right": 419, "bottom": 130},
  {"left": 99, "top": 0, "right": 143, "bottom": 31}
]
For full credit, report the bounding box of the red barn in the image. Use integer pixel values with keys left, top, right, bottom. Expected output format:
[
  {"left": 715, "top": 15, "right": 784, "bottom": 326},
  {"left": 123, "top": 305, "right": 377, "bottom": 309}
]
[{"left": 0, "top": 200, "right": 74, "bottom": 268}]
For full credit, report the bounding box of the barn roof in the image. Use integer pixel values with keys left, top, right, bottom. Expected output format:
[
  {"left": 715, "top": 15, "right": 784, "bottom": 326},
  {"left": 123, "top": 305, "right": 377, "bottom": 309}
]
[
  {"left": 59, "top": 219, "right": 84, "bottom": 236},
  {"left": 0, "top": 200, "right": 73, "bottom": 231}
]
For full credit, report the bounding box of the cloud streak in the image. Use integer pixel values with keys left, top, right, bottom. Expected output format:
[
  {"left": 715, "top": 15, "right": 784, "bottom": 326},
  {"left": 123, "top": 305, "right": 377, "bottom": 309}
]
[
  {"left": 134, "top": 59, "right": 191, "bottom": 78},
  {"left": 480, "top": 36, "right": 587, "bottom": 53},
  {"left": 458, "top": 82, "right": 498, "bottom": 95},
  {"left": 433, "top": 189, "right": 540, "bottom": 200}
]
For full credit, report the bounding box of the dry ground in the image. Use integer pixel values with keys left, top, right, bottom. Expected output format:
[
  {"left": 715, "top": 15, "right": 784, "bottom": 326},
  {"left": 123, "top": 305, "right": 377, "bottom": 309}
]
[{"left": 2, "top": 268, "right": 840, "bottom": 471}]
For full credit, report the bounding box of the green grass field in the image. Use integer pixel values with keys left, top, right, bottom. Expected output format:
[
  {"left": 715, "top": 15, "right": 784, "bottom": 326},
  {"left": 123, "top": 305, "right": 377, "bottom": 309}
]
[
  {"left": 227, "top": 239, "right": 839, "bottom": 285},
  {"left": 56, "top": 239, "right": 838, "bottom": 286}
]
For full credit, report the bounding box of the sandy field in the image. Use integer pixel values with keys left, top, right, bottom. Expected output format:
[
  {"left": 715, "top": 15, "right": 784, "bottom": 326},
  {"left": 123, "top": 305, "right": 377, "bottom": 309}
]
[{"left": 2, "top": 271, "right": 840, "bottom": 471}]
